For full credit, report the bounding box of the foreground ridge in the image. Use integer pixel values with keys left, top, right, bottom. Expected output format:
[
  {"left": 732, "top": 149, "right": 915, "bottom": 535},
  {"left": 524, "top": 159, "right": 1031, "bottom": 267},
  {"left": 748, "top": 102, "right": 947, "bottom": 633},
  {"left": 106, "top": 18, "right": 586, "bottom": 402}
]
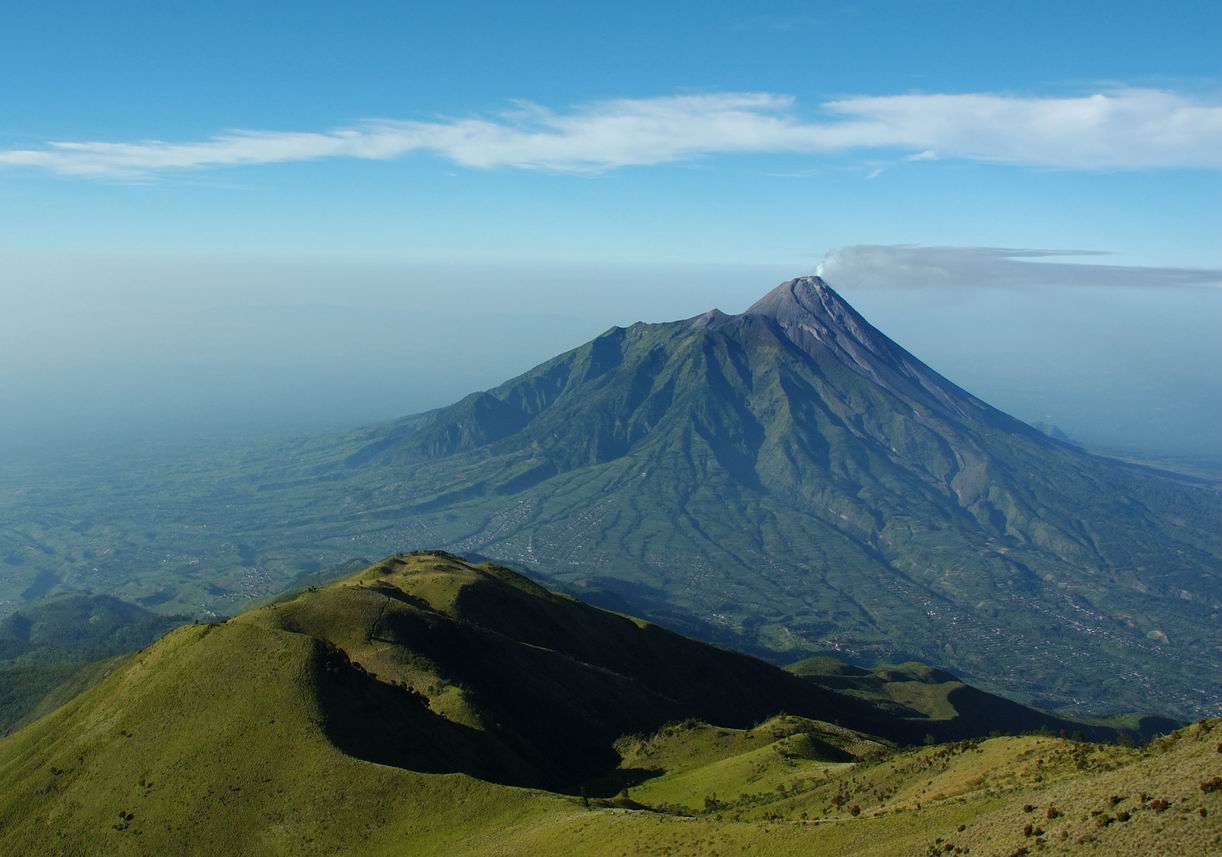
[{"left": 0, "top": 552, "right": 1215, "bottom": 856}]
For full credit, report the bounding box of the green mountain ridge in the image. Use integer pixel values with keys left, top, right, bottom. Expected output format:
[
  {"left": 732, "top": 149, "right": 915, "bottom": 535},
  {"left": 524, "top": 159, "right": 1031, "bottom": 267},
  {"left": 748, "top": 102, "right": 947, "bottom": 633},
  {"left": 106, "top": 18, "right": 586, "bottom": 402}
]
[
  {"left": 0, "top": 552, "right": 1216, "bottom": 857},
  {"left": 241, "top": 552, "right": 1144, "bottom": 787}
]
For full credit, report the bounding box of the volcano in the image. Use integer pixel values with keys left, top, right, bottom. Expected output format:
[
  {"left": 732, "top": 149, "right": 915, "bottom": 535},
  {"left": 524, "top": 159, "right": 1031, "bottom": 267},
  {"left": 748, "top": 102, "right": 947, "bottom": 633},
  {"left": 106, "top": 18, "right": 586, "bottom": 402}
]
[
  {"left": 287, "top": 276, "right": 1219, "bottom": 717},
  {"left": 7, "top": 276, "right": 1218, "bottom": 718}
]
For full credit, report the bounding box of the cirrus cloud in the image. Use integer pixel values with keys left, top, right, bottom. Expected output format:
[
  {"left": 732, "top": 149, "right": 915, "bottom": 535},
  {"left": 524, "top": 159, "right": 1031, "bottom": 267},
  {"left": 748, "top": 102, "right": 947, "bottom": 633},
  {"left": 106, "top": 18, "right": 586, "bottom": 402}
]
[{"left": 3, "top": 88, "right": 1222, "bottom": 179}]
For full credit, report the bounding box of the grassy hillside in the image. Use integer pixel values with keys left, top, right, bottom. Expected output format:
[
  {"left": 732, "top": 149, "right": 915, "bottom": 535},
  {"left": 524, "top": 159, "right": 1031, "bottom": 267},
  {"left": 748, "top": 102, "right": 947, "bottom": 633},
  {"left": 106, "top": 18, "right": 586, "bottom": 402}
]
[
  {"left": 233, "top": 552, "right": 1008, "bottom": 785},
  {"left": 2, "top": 552, "right": 1215, "bottom": 856}
]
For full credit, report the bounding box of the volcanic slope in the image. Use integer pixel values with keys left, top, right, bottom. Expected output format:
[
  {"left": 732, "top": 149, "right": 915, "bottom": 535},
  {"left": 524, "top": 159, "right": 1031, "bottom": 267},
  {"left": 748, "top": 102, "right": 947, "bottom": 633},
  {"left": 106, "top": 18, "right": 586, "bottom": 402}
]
[
  {"left": 0, "top": 553, "right": 1217, "bottom": 857},
  {"left": 3, "top": 276, "right": 1219, "bottom": 718},
  {"left": 281, "top": 276, "right": 1222, "bottom": 717}
]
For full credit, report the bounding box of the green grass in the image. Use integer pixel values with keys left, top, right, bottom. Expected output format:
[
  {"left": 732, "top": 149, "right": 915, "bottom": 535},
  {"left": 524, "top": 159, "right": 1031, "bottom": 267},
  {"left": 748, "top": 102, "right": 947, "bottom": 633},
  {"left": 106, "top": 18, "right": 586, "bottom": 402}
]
[
  {"left": 0, "top": 620, "right": 574, "bottom": 856},
  {"left": 618, "top": 717, "right": 871, "bottom": 811}
]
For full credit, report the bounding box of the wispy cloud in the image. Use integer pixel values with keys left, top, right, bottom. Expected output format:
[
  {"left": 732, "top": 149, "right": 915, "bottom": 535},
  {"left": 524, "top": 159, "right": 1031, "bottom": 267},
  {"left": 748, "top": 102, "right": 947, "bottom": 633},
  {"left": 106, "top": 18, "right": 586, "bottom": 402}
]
[
  {"left": 817, "top": 245, "right": 1222, "bottom": 290},
  {"left": 4, "top": 88, "right": 1222, "bottom": 179}
]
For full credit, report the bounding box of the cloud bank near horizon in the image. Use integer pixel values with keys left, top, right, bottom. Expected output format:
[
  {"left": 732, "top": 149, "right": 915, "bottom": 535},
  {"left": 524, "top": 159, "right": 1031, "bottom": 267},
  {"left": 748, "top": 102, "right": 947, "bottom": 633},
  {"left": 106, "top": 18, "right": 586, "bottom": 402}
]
[
  {"left": 4, "top": 88, "right": 1222, "bottom": 179},
  {"left": 817, "top": 245, "right": 1222, "bottom": 291}
]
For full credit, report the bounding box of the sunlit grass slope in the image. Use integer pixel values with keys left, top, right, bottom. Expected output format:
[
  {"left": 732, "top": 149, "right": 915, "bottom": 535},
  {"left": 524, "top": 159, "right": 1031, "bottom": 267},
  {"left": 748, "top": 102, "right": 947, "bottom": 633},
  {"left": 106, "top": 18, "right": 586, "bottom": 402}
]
[
  {"left": 0, "top": 615, "right": 572, "bottom": 855},
  {"left": 609, "top": 720, "right": 1221, "bottom": 857}
]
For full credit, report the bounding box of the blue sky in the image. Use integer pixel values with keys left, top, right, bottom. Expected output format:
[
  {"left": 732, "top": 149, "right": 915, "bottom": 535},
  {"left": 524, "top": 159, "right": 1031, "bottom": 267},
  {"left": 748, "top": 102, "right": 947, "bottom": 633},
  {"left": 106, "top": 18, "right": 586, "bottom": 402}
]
[
  {"left": 2, "top": 1, "right": 1221, "bottom": 458},
  {"left": 3, "top": 0, "right": 1221, "bottom": 263}
]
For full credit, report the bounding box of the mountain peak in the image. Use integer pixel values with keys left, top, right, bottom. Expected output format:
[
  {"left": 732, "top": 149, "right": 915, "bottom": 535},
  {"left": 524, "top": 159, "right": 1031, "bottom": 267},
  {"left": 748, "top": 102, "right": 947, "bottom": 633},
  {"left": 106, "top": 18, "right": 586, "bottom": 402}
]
[
  {"left": 743, "top": 275, "right": 882, "bottom": 353},
  {"left": 745, "top": 275, "right": 846, "bottom": 321},
  {"left": 737, "top": 275, "right": 996, "bottom": 420},
  {"left": 742, "top": 275, "right": 897, "bottom": 375}
]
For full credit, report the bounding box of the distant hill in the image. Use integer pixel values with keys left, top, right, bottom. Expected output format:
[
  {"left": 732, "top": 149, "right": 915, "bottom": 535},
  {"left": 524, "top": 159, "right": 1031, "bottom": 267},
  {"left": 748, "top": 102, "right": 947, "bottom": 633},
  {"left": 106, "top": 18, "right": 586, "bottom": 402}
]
[
  {"left": 0, "top": 593, "right": 183, "bottom": 733},
  {"left": 1030, "top": 420, "right": 1079, "bottom": 445},
  {"left": 0, "top": 592, "right": 180, "bottom": 663},
  {"left": 1, "top": 276, "right": 1219, "bottom": 721},
  {"left": 789, "top": 656, "right": 1181, "bottom": 740},
  {"left": 0, "top": 552, "right": 1214, "bottom": 856}
]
